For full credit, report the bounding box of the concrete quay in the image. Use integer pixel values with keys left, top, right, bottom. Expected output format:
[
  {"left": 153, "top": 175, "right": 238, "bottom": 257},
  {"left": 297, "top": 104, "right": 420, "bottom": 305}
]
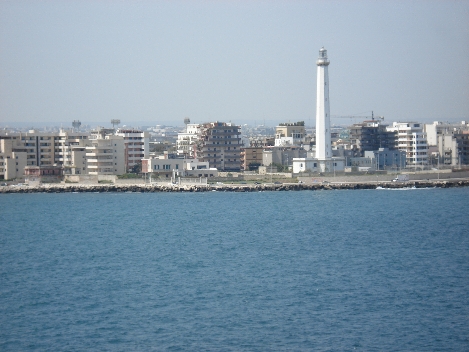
[{"left": 1, "top": 179, "right": 469, "bottom": 194}]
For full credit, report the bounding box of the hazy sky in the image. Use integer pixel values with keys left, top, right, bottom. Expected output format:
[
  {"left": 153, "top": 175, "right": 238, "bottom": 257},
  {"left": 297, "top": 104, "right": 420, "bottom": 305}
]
[{"left": 1, "top": 0, "right": 468, "bottom": 128}]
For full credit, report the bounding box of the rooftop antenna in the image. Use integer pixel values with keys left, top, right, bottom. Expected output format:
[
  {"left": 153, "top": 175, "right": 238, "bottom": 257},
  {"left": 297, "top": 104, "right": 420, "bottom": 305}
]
[{"left": 111, "top": 119, "right": 121, "bottom": 129}]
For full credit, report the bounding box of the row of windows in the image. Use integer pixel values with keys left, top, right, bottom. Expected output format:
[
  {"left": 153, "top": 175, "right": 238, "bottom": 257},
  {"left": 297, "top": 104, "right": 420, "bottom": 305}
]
[
  {"left": 211, "top": 135, "right": 237, "bottom": 139},
  {"left": 207, "top": 141, "right": 238, "bottom": 145},
  {"left": 154, "top": 164, "right": 179, "bottom": 170},
  {"left": 208, "top": 159, "right": 238, "bottom": 163}
]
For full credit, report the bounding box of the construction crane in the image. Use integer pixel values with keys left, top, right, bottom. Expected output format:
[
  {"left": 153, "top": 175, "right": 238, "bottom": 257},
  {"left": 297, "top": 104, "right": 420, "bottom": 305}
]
[{"left": 331, "top": 111, "right": 384, "bottom": 123}]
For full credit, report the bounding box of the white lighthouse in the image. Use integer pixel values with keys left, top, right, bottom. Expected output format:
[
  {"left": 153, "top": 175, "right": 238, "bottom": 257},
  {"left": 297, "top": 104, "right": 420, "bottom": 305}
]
[
  {"left": 315, "top": 47, "right": 331, "bottom": 163},
  {"left": 291, "top": 46, "right": 345, "bottom": 175}
]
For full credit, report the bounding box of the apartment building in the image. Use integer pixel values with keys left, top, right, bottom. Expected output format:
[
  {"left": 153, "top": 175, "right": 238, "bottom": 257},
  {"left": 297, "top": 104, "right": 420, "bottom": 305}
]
[
  {"left": 387, "top": 122, "right": 428, "bottom": 167},
  {"left": 437, "top": 131, "right": 469, "bottom": 166},
  {"left": 115, "top": 129, "right": 149, "bottom": 172},
  {"left": 275, "top": 122, "right": 306, "bottom": 147},
  {"left": 142, "top": 153, "right": 218, "bottom": 179},
  {"left": 196, "top": 122, "right": 242, "bottom": 172},
  {"left": 0, "top": 129, "right": 90, "bottom": 179},
  {"left": 455, "top": 132, "right": 469, "bottom": 165},
  {"left": 424, "top": 121, "right": 469, "bottom": 146},
  {"left": 364, "top": 148, "right": 407, "bottom": 170},
  {"left": 349, "top": 121, "right": 397, "bottom": 156},
  {"left": 0, "top": 136, "right": 27, "bottom": 179},
  {"left": 425, "top": 121, "right": 469, "bottom": 166},
  {"left": 263, "top": 147, "right": 307, "bottom": 167},
  {"left": 86, "top": 134, "right": 126, "bottom": 175},
  {"left": 176, "top": 124, "right": 201, "bottom": 157},
  {"left": 240, "top": 147, "right": 263, "bottom": 171}
]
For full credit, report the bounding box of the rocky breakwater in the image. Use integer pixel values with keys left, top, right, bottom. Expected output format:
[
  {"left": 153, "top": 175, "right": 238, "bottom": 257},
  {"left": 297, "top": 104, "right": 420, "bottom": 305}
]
[
  {"left": 0, "top": 184, "right": 211, "bottom": 194},
  {"left": 1, "top": 179, "right": 469, "bottom": 194}
]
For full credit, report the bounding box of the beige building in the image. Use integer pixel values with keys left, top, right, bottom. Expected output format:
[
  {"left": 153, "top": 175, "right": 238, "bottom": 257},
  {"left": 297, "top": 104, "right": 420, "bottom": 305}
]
[
  {"left": 240, "top": 147, "right": 263, "bottom": 171},
  {"left": 86, "top": 134, "right": 126, "bottom": 175},
  {"left": 115, "top": 129, "right": 150, "bottom": 172},
  {"left": 0, "top": 137, "right": 27, "bottom": 180},
  {"left": 275, "top": 122, "right": 306, "bottom": 147},
  {"left": 262, "top": 146, "right": 307, "bottom": 168},
  {"left": 0, "top": 129, "right": 90, "bottom": 179}
]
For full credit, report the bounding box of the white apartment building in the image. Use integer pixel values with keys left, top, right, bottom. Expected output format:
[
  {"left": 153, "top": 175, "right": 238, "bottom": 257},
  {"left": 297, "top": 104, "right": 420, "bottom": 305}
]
[
  {"left": 387, "top": 122, "right": 428, "bottom": 167},
  {"left": 424, "top": 121, "right": 469, "bottom": 146},
  {"left": 176, "top": 124, "right": 201, "bottom": 157},
  {"left": 424, "top": 121, "right": 469, "bottom": 166},
  {"left": 115, "top": 129, "right": 150, "bottom": 172},
  {"left": 142, "top": 154, "right": 183, "bottom": 178},
  {"left": 183, "top": 159, "right": 217, "bottom": 177},
  {"left": 86, "top": 135, "right": 126, "bottom": 175},
  {"left": 142, "top": 154, "right": 217, "bottom": 179},
  {"left": 437, "top": 134, "right": 459, "bottom": 166}
]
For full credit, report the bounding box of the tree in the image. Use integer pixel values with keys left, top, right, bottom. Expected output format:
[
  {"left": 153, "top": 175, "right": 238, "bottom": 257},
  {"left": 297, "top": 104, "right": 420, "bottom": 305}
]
[
  {"left": 248, "top": 162, "right": 261, "bottom": 171},
  {"left": 131, "top": 161, "right": 142, "bottom": 174}
]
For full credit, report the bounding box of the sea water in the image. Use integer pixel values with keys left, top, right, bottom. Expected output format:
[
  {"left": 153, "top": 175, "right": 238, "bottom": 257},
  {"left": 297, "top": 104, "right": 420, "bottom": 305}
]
[{"left": 1, "top": 188, "right": 468, "bottom": 351}]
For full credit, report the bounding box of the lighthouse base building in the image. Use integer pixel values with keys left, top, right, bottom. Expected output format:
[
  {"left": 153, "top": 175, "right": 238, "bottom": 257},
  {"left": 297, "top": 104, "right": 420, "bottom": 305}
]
[{"left": 292, "top": 156, "right": 345, "bottom": 174}]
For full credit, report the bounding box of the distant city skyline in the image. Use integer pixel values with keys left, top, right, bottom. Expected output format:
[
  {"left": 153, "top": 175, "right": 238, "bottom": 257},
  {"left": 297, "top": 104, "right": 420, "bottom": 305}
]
[{"left": 1, "top": 1, "right": 468, "bottom": 128}]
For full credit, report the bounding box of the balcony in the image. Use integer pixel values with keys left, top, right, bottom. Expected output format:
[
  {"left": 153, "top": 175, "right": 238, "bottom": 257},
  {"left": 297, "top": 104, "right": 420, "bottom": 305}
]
[{"left": 86, "top": 152, "right": 114, "bottom": 157}]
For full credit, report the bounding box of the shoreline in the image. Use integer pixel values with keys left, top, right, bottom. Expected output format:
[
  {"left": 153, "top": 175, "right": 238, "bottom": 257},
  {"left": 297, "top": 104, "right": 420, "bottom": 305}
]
[{"left": 1, "top": 179, "right": 469, "bottom": 193}]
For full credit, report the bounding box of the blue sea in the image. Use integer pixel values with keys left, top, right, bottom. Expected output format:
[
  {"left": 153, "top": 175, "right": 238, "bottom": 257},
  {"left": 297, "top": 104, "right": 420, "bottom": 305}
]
[{"left": 1, "top": 188, "right": 468, "bottom": 351}]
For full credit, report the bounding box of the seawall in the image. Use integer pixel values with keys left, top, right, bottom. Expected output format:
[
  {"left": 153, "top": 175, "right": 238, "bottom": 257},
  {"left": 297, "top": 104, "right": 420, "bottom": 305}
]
[{"left": 1, "top": 179, "right": 469, "bottom": 194}]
